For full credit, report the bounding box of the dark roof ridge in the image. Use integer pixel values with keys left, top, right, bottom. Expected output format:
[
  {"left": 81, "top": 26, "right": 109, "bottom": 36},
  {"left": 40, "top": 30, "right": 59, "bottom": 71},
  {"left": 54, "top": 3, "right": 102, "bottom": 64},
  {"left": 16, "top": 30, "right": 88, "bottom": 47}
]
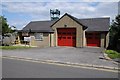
[
  {"left": 64, "top": 13, "right": 80, "bottom": 21},
  {"left": 31, "top": 20, "right": 52, "bottom": 22},
  {"left": 79, "top": 17, "right": 110, "bottom": 20},
  {"left": 50, "top": 13, "right": 87, "bottom": 30}
]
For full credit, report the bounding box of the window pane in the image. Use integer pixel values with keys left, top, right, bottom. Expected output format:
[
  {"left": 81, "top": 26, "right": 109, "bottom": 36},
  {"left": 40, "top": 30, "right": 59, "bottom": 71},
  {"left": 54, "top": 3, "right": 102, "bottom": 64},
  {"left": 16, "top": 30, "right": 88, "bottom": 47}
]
[
  {"left": 67, "top": 37, "right": 71, "bottom": 39},
  {"left": 34, "top": 33, "right": 43, "bottom": 40}
]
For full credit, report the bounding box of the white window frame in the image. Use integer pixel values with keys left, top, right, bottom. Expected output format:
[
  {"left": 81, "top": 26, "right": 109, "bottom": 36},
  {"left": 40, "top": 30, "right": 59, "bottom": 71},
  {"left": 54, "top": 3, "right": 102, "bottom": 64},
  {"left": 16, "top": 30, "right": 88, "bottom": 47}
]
[{"left": 34, "top": 33, "right": 43, "bottom": 41}]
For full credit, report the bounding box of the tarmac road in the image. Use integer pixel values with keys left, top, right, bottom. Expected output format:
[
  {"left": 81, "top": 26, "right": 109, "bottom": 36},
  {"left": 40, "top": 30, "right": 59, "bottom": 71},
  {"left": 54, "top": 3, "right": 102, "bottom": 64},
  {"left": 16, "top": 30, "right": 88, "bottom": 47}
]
[{"left": 2, "top": 58, "right": 119, "bottom": 78}]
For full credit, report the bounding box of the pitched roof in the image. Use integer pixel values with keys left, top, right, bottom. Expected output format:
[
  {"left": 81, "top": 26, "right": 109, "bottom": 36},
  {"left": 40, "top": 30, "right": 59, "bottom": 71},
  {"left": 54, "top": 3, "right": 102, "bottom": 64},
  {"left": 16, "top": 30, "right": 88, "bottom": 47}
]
[
  {"left": 64, "top": 13, "right": 109, "bottom": 31},
  {"left": 78, "top": 18, "right": 110, "bottom": 31},
  {"left": 22, "top": 13, "right": 110, "bottom": 32},
  {"left": 22, "top": 20, "right": 56, "bottom": 32},
  {"left": 50, "top": 13, "right": 87, "bottom": 30}
]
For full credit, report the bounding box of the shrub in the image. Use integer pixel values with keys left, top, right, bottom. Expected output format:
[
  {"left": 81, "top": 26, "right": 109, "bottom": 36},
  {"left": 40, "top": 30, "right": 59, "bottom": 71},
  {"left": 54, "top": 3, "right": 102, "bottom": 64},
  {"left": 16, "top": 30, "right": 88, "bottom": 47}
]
[{"left": 105, "top": 50, "right": 120, "bottom": 59}]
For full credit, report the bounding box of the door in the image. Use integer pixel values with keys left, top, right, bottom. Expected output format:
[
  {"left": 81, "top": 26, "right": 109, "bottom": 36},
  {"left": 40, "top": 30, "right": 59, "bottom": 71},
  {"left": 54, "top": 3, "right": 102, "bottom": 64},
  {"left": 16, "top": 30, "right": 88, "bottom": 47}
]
[
  {"left": 86, "top": 32, "right": 100, "bottom": 47},
  {"left": 57, "top": 28, "right": 76, "bottom": 47}
]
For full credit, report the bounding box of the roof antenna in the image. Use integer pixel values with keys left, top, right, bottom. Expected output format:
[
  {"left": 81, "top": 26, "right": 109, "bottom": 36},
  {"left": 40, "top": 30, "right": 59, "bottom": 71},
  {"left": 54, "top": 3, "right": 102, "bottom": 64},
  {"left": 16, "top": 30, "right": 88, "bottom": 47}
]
[{"left": 50, "top": 9, "right": 60, "bottom": 21}]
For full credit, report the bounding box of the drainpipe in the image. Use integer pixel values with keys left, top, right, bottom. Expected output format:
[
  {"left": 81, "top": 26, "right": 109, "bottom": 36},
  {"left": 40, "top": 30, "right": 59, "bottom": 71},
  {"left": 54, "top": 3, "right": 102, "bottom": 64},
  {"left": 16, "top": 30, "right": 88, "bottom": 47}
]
[{"left": 50, "top": 33, "right": 51, "bottom": 47}]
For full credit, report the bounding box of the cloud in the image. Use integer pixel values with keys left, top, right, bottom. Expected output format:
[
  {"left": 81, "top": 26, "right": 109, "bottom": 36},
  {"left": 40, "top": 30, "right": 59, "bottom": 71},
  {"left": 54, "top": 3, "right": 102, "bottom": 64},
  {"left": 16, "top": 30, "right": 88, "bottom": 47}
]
[
  {"left": 118, "top": 1, "right": 120, "bottom": 14},
  {"left": 2, "top": 2, "right": 118, "bottom": 29},
  {"left": 2, "top": 2, "right": 97, "bottom": 16},
  {"left": 2, "top": 0, "right": 120, "bottom": 2},
  {"left": 2, "top": 3, "right": 46, "bottom": 14},
  {"left": 92, "top": 2, "right": 118, "bottom": 20},
  {"left": 2, "top": 2, "right": 117, "bottom": 18},
  {"left": 7, "top": 19, "right": 30, "bottom": 30}
]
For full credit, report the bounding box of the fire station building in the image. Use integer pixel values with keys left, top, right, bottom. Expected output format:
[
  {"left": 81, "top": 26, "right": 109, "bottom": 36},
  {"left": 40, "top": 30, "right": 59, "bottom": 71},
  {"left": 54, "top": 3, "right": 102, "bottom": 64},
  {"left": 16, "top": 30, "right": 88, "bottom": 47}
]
[{"left": 19, "top": 13, "right": 110, "bottom": 48}]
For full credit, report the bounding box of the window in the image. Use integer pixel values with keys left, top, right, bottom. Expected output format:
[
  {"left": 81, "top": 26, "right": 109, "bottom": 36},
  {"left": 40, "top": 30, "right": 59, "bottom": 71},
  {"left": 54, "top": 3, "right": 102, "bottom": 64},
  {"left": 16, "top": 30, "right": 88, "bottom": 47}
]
[
  {"left": 72, "top": 32, "right": 76, "bottom": 35},
  {"left": 88, "top": 37, "right": 92, "bottom": 39},
  {"left": 0, "top": 35, "right": 2, "bottom": 41},
  {"left": 72, "top": 37, "right": 76, "bottom": 39},
  {"left": 58, "top": 37, "right": 61, "bottom": 39},
  {"left": 67, "top": 37, "right": 71, "bottom": 39},
  {"left": 34, "top": 33, "right": 43, "bottom": 41},
  {"left": 63, "top": 37, "right": 66, "bottom": 39},
  {"left": 67, "top": 32, "right": 71, "bottom": 35},
  {"left": 95, "top": 36, "right": 100, "bottom": 39},
  {"left": 62, "top": 32, "right": 66, "bottom": 34},
  {"left": 88, "top": 33, "right": 93, "bottom": 35},
  {"left": 58, "top": 32, "right": 61, "bottom": 34}
]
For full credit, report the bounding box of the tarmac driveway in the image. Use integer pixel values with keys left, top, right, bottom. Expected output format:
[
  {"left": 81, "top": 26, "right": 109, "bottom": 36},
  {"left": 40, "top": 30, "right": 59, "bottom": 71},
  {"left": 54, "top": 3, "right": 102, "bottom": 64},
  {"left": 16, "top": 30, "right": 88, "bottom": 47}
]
[{"left": 2, "top": 47, "right": 118, "bottom": 68}]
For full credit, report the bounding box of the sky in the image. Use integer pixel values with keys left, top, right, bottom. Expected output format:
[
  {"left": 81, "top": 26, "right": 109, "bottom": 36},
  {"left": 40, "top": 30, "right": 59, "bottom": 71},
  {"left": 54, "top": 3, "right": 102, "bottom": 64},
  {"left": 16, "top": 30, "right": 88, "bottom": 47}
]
[{"left": 1, "top": 0, "right": 119, "bottom": 30}]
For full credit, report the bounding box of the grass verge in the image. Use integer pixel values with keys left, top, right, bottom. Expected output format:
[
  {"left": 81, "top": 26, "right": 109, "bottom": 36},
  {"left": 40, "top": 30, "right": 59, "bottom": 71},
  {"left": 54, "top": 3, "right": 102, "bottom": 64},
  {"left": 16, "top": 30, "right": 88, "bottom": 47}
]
[
  {"left": 105, "top": 50, "right": 120, "bottom": 59},
  {"left": 0, "top": 46, "right": 31, "bottom": 50}
]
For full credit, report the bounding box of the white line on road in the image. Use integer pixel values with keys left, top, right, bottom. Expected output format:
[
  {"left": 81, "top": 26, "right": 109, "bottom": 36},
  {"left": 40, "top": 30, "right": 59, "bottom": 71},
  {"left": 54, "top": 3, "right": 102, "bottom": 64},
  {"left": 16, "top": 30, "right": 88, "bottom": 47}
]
[{"left": 2, "top": 56, "right": 119, "bottom": 73}]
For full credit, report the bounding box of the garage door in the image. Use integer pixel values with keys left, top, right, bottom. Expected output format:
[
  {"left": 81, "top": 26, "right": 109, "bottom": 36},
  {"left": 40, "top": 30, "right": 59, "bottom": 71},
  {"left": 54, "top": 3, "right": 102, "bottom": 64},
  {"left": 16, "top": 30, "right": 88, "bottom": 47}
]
[
  {"left": 57, "top": 28, "right": 76, "bottom": 47},
  {"left": 86, "top": 32, "right": 100, "bottom": 47}
]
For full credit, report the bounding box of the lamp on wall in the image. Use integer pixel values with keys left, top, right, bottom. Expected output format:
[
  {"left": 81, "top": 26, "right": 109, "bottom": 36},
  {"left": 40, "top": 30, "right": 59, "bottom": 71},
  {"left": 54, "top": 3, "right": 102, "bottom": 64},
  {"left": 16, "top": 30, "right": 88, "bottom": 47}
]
[
  {"left": 64, "top": 24, "right": 67, "bottom": 28},
  {"left": 52, "top": 29, "right": 55, "bottom": 31}
]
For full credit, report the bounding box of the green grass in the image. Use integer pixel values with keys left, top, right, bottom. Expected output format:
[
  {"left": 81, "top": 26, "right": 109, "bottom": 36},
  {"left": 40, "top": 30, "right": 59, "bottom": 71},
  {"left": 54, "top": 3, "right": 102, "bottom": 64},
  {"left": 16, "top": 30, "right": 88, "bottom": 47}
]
[
  {"left": 105, "top": 50, "right": 120, "bottom": 59},
  {"left": 0, "top": 46, "right": 31, "bottom": 50}
]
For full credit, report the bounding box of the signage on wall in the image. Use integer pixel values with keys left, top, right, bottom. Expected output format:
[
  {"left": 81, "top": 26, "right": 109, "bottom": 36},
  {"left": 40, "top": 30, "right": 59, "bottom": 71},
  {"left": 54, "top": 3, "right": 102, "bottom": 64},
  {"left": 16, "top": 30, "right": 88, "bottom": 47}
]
[{"left": 24, "top": 37, "right": 31, "bottom": 41}]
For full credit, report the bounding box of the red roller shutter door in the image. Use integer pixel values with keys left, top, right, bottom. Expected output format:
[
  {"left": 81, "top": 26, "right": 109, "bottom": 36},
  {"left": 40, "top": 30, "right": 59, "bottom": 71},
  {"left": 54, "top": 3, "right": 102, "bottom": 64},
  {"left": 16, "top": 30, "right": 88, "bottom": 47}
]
[
  {"left": 57, "top": 28, "right": 76, "bottom": 47},
  {"left": 86, "top": 32, "right": 100, "bottom": 47}
]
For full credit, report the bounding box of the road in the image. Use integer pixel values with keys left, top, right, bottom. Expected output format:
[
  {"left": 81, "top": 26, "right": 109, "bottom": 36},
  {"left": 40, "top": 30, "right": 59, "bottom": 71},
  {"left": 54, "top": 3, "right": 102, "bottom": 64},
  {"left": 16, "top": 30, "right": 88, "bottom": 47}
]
[{"left": 2, "top": 58, "right": 118, "bottom": 78}]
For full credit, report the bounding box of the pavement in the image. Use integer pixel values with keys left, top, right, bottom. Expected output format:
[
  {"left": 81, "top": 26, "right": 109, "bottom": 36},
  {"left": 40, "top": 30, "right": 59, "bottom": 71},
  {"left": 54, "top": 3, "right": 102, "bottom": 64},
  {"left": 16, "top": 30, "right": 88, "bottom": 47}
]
[{"left": 2, "top": 47, "right": 119, "bottom": 70}]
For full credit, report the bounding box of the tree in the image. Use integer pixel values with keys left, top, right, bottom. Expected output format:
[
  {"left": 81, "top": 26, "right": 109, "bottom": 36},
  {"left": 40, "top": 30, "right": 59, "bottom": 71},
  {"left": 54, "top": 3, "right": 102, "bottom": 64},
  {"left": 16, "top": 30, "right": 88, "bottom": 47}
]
[
  {"left": 0, "top": 16, "right": 13, "bottom": 35},
  {"left": 107, "top": 15, "right": 120, "bottom": 52}
]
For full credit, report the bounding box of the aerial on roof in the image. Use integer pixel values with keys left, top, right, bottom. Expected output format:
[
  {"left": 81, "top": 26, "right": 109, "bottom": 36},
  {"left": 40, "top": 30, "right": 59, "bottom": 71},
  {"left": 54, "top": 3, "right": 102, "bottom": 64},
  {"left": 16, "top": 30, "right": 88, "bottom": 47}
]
[{"left": 21, "top": 13, "right": 110, "bottom": 32}]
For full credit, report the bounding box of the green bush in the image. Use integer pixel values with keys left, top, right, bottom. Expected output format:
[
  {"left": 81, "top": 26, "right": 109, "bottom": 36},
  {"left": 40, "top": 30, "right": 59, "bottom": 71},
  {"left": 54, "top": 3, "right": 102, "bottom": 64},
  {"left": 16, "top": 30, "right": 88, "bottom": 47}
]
[
  {"left": 105, "top": 50, "right": 120, "bottom": 59},
  {"left": 0, "top": 46, "right": 31, "bottom": 50}
]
